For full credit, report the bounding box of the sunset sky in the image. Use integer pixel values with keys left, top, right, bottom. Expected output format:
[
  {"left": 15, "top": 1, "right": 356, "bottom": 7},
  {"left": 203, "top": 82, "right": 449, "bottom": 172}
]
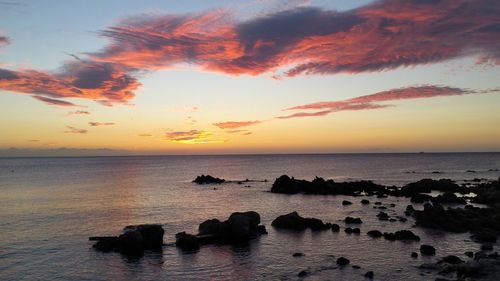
[{"left": 0, "top": 0, "right": 499, "bottom": 156}]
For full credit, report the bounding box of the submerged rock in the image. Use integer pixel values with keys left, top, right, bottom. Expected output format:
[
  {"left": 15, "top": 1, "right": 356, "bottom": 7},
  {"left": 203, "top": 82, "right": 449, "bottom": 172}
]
[
  {"left": 344, "top": 217, "right": 363, "bottom": 224},
  {"left": 383, "top": 230, "right": 420, "bottom": 241},
  {"left": 367, "top": 230, "right": 383, "bottom": 238},
  {"left": 336, "top": 257, "right": 350, "bottom": 266},
  {"left": 361, "top": 199, "right": 370, "bottom": 205},
  {"left": 342, "top": 200, "right": 353, "bottom": 205},
  {"left": 420, "top": 245, "right": 436, "bottom": 256},
  {"left": 331, "top": 224, "right": 340, "bottom": 232},
  {"left": 193, "top": 174, "right": 225, "bottom": 184}
]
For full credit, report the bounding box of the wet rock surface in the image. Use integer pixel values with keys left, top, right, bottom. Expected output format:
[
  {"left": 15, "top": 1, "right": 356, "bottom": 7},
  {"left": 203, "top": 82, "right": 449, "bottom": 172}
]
[
  {"left": 272, "top": 211, "right": 331, "bottom": 231},
  {"left": 193, "top": 174, "right": 225, "bottom": 184}
]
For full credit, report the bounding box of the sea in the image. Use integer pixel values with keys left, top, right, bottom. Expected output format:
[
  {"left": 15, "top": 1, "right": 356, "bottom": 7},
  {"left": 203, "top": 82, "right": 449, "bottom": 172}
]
[{"left": 1, "top": 153, "right": 499, "bottom": 280}]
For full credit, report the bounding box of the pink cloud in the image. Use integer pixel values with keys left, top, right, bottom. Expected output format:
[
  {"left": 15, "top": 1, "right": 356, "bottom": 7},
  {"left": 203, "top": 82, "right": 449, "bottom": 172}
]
[{"left": 213, "top": 120, "right": 262, "bottom": 129}]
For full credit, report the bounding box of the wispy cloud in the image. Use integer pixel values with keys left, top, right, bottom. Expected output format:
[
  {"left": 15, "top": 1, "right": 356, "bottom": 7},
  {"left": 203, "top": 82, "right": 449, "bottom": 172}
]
[
  {"left": 32, "top": 95, "right": 78, "bottom": 107},
  {"left": 137, "top": 133, "right": 152, "bottom": 137},
  {"left": 64, "top": 126, "right": 88, "bottom": 134},
  {"left": 213, "top": 120, "right": 262, "bottom": 129},
  {"left": 165, "top": 130, "right": 225, "bottom": 144},
  {"left": 278, "top": 85, "right": 500, "bottom": 119},
  {"left": 0, "top": 35, "right": 9, "bottom": 46},
  {"left": 67, "top": 110, "right": 90, "bottom": 115},
  {"left": 89, "top": 122, "right": 115, "bottom": 126}
]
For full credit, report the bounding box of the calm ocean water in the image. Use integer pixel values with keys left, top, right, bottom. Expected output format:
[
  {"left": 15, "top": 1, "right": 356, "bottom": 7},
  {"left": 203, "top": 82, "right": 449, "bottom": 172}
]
[{"left": 1, "top": 153, "right": 499, "bottom": 280}]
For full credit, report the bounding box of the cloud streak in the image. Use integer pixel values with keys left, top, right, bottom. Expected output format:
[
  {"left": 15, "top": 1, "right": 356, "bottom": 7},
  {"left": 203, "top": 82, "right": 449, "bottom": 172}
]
[
  {"left": 32, "top": 95, "right": 78, "bottom": 107},
  {"left": 213, "top": 120, "right": 262, "bottom": 129},
  {"left": 67, "top": 110, "right": 90, "bottom": 115},
  {"left": 89, "top": 122, "right": 115, "bottom": 126},
  {"left": 165, "top": 130, "right": 225, "bottom": 144},
  {"left": 279, "top": 85, "right": 500, "bottom": 119},
  {"left": 64, "top": 126, "right": 88, "bottom": 134}
]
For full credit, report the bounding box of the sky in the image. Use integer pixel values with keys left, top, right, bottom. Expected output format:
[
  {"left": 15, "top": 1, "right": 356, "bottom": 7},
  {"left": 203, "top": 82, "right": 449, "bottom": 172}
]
[{"left": 0, "top": 0, "right": 499, "bottom": 156}]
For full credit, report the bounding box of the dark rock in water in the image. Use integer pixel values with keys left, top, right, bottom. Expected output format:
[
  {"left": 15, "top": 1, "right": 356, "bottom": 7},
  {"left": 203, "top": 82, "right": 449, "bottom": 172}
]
[
  {"left": 432, "top": 192, "right": 467, "bottom": 205},
  {"left": 175, "top": 232, "right": 200, "bottom": 251},
  {"left": 438, "top": 255, "right": 463, "bottom": 264},
  {"left": 432, "top": 171, "right": 442, "bottom": 174},
  {"left": 420, "top": 244, "right": 436, "bottom": 256},
  {"left": 297, "top": 270, "right": 309, "bottom": 277},
  {"left": 344, "top": 217, "right": 363, "bottom": 224},
  {"left": 272, "top": 211, "right": 330, "bottom": 231},
  {"left": 411, "top": 252, "right": 418, "bottom": 258},
  {"left": 388, "top": 230, "right": 420, "bottom": 241},
  {"left": 410, "top": 193, "right": 433, "bottom": 204},
  {"left": 272, "top": 212, "right": 308, "bottom": 231},
  {"left": 401, "top": 179, "right": 459, "bottom": 195},
  {"left": 305, "top": 218, "right": 331, "bottom": 231},
  {"left": 467, "top": 170, "right": 477, "bottom": 173},
  {"left": 471, "top": 232, "right": 497, "bottom": 243},
  {"left": 352, "top": 265, "right": 360, "bottom": 269},
  {"left": 342, "top": 200, "right": 352, "bottom": 205},
  {"left": 390, "top": 203, "right": 396, "bottom": 207},
  {"left": 377, "top": 211, "right": 389, "bottom": 220},
  {"left": 398, "top": 217, "right": 408, "bottom": 222},
  {"left": 352, "top": 228, "right": 360, "bottom": 234},
  {"left": 123, "top": 224, "right": 164, "bottom": 249},
  {"left": 293, "top": 252, "right": 305, "bottom": 257},
  {"left": 92, "top": 236, "right": 119, "bottom": 252},
  {"left": 405, "top": 205, "right": 415, "bottom": 216},
  {"left": 361, "top": 199, "right": 370, "bottom": 205},
  {"left": 118, "top": 230, "right": 144, "bottom": 256},
  {"left": 226, "top": 211, "right": 261, "bottom": 239},
  {"left": 377, "top": 206, "right": 387, "bottom": 210},
  {"left": 257, "top": 225, "right": 268, "bottom": 235},
  {"left": 389, "top": 218, "right": 397, "bottom": 222},
  {"left": 481, "top": 244, "right": 494, "bottom": 251},
  {"left": 336, "top": 257, "right": 350, "bottom": 266},
  {"left": 193, "top": 174, "right": 225, "bottom": 184},
  {"left": 364, "top": 271, "right": 374, "bottom": 279},
  {"left": 270, "top": 175, "right": 389, "bottom": 196},
  {"left": 367, "top": 230, "right": 383, "bottom": 238},
  {"left": 465, "top": 251, "right": 474, "bottom": 258},
  {"left": 345, "top": 227, "right": 354, "bottom": 234},
  {"left": 331, "top": 224, "right": 340, "bottom": 232},
  {"left": 198, "top": 219, "right": 222, "bottom": 236},
  {"left": 374, "top": 202, "right": 382, "bottom": 205},
  {"left": 91, "top": 224, "right": 164, "bottom": 256}
]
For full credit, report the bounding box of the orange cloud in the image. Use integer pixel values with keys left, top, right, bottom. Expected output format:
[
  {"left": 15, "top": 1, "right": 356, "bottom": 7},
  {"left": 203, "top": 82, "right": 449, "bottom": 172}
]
[
  {"left": 89, "top": 122, "right": 115, "bottom": 126},
  {"left": 32, "top": 95, "right": 78, "bottom": 107},
  {"left": 213, "top": 120, "right": 262, "bottom": 129},
  {"left": 67, "top": 110, "right": 90, "bottom": 115},
  {"left": 1, "top": 0, "right": 499, "bottom": 107},
  {"left": 280, "top": 85, "right": 500, "bottom": 119},
  {"left": 65, "top": 126, "right": 88, "bottom": 134},
  {"left": 165, "top": 130, "right": 225, "bottom": 144}
]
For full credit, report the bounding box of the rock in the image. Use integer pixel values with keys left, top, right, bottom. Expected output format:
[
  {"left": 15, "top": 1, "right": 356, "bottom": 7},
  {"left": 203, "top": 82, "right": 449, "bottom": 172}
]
[
  {"left": 118, "top": 230, "right": 144, "bottom": 256},
  {"left": 293, "top": 252, "right": 305, "bottom": 257},
  {"left": 405, "top": 205, "right": 415, "bottom": 216},
  {"left": 272, "top": 212, "right": 330, "bottom": 231},
  {"left": 374, "top": 202, "right": 382, "bottom": 205},
  {"left": 352, "top": 228, "right": 360, "bottom": 234},
  {"left": 364, "top": 271, "right": 374, "bottom": 279},
  {"left": 367, "top": 230, "right": 383, "bottom": 238},
  {"left": 342, "top": 200, "right": 353, "bottom": 205},
  {"left": 420, "top": 245, "right": 436, "bottom": 256},
  {"left": 226, "top": 211, "right": 261, "bottom": 239},
  {"left": 377, "top": 211, "right": 389, "bottom": 220},
  {"left": 481, "top": 244, "right": 494, "bottom": 251},
  {"left": 336, "top": 257, "right": 350, "bottom": 266},
  {"left": 401, "top": 179, "right": 459, "bottom": 195},
  {"left": 352, "top": 265, "right": 361, "bottom": 269},
  {"left": 471, "top": 232, "right": 497, "bottom": 243},
  {"left": 439, "top": 255, "right": 463, "bottom": 264},
  {"left": 432, "top": 192, "right": 467, "bottom": 205},
  {"left": 123, "top": 224, "right": 164, "bottom": 249},
  {"left": 297, "top": 270, "right": 309, "bottom": 277},
  {"left": 193, "top": 174, "right": 225, "bottom": 184},
  {"left": 389, "top": 218, "right": 397, "bottom": 222},
  {"left": 331, "top": 224, "right": 340, "bottom": 232},
  {"left": 344, "top": 217, "right": 363, "bottom": 224},
  {"left": 411, "top": 252, "right": 419, "bottom": 258},
  {"left": 198, "top": 219, "right": 222, "bottom": 236},
  {"left": 257, "top": 225, "right": 268, "bottom": 235},
  {"left": 410, "top": 193, "right": 433, "bottom": 204},
  {"left": 383, "top": 230, "right": 420, "bottom": 241},
  {"left": 272, "top": 211, "right": 308, "bottom": 230},
  {"left": 345, "top": 227, "right": 354, "bottom": 234},
  {"left": 361, "top": 199, "right": 370, "bottom": 205},
  {"left": 305, "top": 218, "right": 331, "bottom": 231},
  {"left": 398, "top": 217, "right": 408, "bottom": 222},
  {"left": 91, "top": 236, "right": 118, "bottom": 252},
  {"left": 465, "top": 251, "right": 474, "bottom": 258},
  {"left": 175, "top": 232, "right": 200, "bottom": 251}
]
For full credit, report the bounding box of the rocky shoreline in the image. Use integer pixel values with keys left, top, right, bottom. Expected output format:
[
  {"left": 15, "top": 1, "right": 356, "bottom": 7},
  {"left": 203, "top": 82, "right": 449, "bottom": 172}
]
[{"left": 89, "top": 175, "right": 500, "bottom": 280}]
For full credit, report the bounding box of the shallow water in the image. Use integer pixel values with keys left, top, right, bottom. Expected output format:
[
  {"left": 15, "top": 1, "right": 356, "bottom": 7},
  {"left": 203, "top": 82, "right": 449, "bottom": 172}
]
[{"left": 1, "top": 153, "right": 499, "bottom": 280}]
